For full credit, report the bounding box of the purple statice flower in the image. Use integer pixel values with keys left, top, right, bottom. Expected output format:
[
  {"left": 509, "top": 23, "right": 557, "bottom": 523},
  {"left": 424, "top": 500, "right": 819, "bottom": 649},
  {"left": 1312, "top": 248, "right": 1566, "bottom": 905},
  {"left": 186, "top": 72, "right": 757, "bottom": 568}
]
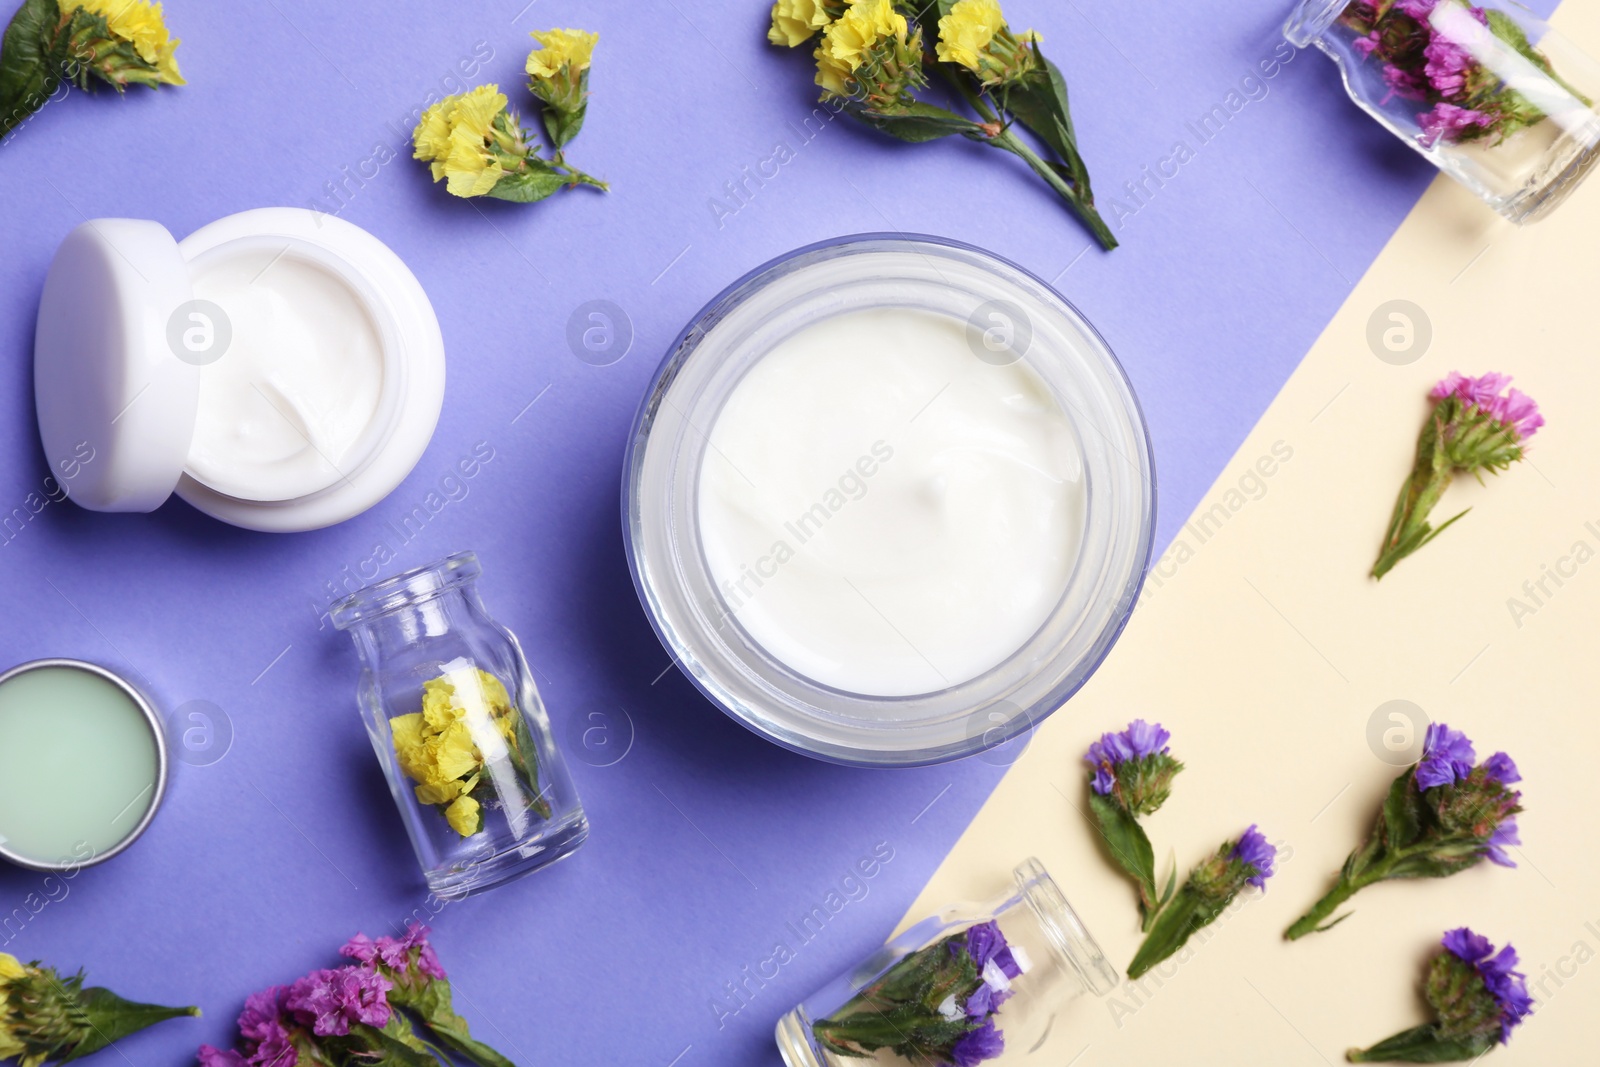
[
  {"left": 1352, "top": 30, "right": 1382, "bottom": 58},
  {"left": 1418, "top": 101, "right": 1494, "bottom": 145},
  {"left": 198, "top": 1048, "right": 246, "bottom": 1067},
  {"left": 1484, "top": 818, "right": 1521, "bottom": 867},
  {"left": 961, "top": 921, "right": 1005, "bottom": 969},
  {"left": 1481, "top": 751, "right": 1521, "bottom": 785},
  {"left": 1417, "top": 723, "right": 1476, "bottom": 789},
  {"left": 1442, "top": 928, "right": 1534, "bottom": 1043},
  {"left": 285, "top": 966, "right": 393, "bottom": 1038},
  {"left": 990, "top": 944, "right": 1023, "bottom": 981},
  {"left": 1084, "top": 719, "right": 1170, "bottom": 796},
  {"left": 950, "top": 1019, "right": 1005, "bottom": 1066},
  {"left": 962, "top": 983, "right": 1013, "bottom": 1018},
  {"left": 1229, "top": 824, "right": 1277, "bottom": 889}
]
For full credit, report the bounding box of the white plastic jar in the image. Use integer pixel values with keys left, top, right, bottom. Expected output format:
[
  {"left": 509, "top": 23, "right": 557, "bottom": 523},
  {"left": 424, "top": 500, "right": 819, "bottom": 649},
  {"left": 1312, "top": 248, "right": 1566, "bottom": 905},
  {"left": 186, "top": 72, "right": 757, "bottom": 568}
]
[
  {"left": 34, "top": 208, "right": 445, "bottom": 532},
  {"left": 624, "top": 235, "right": 1155, "bottom": 766}
]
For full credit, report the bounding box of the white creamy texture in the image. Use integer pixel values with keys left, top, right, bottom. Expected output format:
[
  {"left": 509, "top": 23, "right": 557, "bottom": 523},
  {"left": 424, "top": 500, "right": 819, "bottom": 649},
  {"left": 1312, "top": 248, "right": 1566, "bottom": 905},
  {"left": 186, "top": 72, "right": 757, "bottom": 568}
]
[
  {"left": 186, "top": 249, "right": 384, "bottom": 500},
  {"left": 697, "top": 307, "right": 1085, "bottom": 697}
]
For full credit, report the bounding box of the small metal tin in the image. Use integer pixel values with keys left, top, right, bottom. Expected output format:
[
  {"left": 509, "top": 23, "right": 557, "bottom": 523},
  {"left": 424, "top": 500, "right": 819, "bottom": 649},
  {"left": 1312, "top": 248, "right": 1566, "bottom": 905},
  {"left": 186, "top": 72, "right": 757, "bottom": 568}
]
[{"left": 0, "top": 658, "right": 169, "bottom": 872}]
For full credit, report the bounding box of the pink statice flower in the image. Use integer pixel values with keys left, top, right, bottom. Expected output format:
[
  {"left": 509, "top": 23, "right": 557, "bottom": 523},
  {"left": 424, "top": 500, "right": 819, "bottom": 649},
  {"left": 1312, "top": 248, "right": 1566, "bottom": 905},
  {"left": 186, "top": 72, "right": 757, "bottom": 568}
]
[
  {"left": 1381, "top": 62, "right": 1429, "bottom": 103},
  {"left": 1418, "top": 101, "right": 1493, "bottom": 145},
  {"left": 284, "top": 966, "right": 392, "bottom": 1037},
  {"left": 1430, "top": 371, "right": 1543, "bottom": 439},
  {"left": 340, "top": 922, "right": 448, "bottom": 982}
]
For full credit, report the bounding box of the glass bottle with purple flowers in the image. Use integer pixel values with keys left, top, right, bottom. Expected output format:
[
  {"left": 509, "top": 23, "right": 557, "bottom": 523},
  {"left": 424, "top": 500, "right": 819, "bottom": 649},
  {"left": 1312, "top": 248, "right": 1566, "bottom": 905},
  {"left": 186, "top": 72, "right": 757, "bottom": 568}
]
[
  {"left": 331, "top": 551, "right": 587, "bottom": 899},
  {"left": 1285, "top": 0, "right": 1600, "bottom": 222},
  {"left": 775, "top": 859, "right": 1117, "bottom": 1067}
]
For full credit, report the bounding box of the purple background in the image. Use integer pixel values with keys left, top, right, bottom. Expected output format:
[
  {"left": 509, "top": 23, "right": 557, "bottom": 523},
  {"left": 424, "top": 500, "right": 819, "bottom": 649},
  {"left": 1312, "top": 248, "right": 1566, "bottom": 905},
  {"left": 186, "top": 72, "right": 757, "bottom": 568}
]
[{"left": 0, "top": 0, "right": 1459, "bottom": 1063}]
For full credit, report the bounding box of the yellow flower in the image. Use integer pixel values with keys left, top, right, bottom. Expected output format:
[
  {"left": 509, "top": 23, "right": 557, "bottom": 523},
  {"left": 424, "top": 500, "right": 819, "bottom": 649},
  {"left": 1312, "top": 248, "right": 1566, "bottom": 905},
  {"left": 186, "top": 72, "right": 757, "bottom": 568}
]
[
  {"left": 821, "top": 0, "right": 904, "bottom": 71},
  {"left": 814, "top": 0, "right": 908, "bottom": 97},
  {"left": 412, "top": 86, "right": 515, "bottom": 198},
  {"left": 445, "top": 795, "right": 481, "bottom": 837},
  {"left": 389, "top": 668, "right": 521, "bottom": 835},
  {"left": 0, "top": 953, "right": 28, "bottom": 1063},
  {"left": 526, "top": 28, "right": 598, "bottom": 80},
  {"left": 936, "top": 0, "right": 1005, "bottom": 71},
  {"left": 768, "top": 0, "right": 831, "bottom": 47},
  {"left": 76, "top": 0, "right": 184, "bottom": 84}
]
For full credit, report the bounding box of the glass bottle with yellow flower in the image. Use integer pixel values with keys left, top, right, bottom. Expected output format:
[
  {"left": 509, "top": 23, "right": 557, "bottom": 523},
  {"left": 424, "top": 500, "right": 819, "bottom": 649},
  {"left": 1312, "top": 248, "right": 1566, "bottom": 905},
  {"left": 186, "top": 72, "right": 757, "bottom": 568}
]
[{"left": 332, "top": 551, "right": 587, "bottom": 899}]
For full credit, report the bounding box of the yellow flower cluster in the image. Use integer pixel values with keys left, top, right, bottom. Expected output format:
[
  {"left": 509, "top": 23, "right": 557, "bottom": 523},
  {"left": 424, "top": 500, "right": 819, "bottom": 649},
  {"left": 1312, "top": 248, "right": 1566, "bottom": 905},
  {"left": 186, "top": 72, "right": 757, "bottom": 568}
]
[
  {"left": 0, "top": 953, "right": 38, "bottom": 1067},
  {"left": 937, "top": 0, "right": 1037, "bottom": 85},
  {"left": 768, "top": 0, "right": 832, "bottom": 48},
  {"left": 525, "top": 28, "right": 598, "bottom": 81},
  {"left": 413, "top": 85, "right": 518, "bottom": 198},
  {"left": 815, "top": 0, "right": 909, "bottom": 99},
  {"left": 936, "top": 0, "right": 1003, "bottom": 70},
  {"left": 390, "top": 668, "right": 519, "bottom": 838},
  {"left": 76, "top": 0, "right": 185, "bottom": 85}
]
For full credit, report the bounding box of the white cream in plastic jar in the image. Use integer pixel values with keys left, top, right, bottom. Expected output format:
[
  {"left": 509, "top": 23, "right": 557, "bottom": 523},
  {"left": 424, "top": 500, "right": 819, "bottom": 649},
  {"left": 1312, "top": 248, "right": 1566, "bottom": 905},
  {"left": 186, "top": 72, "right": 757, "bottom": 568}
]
[
  {"left": 625, "top": 236, "right": 1154, "bottom": 766},
  {"left": 33, "top": 208, "right": 445, "bottom": 532},
  {"left": 697, "top": 306, "right": 1085, "bottom": 697}
]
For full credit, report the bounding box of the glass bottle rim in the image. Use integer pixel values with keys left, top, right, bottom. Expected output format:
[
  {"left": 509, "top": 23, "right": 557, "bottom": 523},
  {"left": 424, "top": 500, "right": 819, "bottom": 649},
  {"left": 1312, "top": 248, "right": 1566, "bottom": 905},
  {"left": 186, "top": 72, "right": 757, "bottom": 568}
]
[
  {"left": 1283, "top": 0, "right": 1349, "bottom": 47},
  {"left": 329, "top": 550, "right": 482, "bottom": 629},
  {"left": 1015, "top": 858, "right": 1119, "bottom": 997}
]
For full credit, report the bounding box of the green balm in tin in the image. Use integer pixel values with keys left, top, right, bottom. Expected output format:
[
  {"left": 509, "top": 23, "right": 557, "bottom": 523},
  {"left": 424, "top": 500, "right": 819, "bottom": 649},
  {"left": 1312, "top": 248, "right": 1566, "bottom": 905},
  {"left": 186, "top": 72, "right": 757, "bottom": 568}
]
[{"left": 0, "top": 660, "right": 167, "bottom": 870}]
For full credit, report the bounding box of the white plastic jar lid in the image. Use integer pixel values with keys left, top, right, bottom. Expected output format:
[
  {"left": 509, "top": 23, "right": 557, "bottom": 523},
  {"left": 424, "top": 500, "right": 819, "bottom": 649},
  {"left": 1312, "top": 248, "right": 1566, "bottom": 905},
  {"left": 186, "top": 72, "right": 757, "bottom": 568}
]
[{"left": 33, "top": 208, "right": 446, "bottom": 533}]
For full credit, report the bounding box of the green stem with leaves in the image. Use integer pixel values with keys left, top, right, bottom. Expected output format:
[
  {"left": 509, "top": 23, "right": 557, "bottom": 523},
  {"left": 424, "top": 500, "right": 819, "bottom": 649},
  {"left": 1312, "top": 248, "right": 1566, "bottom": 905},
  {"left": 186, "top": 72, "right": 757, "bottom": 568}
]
[{"left": 943, "top": 70, "right": 1117, "bottom": 251}]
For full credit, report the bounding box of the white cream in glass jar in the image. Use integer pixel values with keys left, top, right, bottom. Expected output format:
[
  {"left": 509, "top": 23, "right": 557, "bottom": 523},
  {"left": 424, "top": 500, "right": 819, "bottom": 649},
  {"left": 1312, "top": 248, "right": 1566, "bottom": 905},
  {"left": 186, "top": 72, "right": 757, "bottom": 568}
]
[
  {"left": 625, "top": 236, "right": 1153, "bottom": 766},
  {"left": 34, "top": 208, "right": 445, "bottom": 532}
]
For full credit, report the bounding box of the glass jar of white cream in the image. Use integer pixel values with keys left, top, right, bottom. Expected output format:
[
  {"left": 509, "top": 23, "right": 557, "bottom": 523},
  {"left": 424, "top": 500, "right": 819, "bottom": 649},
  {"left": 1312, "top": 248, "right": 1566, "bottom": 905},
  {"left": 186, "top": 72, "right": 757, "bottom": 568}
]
[
  {"left": 624, "top": 235, "right": 1154, "bottom": 766},
  {"left": 33, "top": 208, "right": 445, "bottom": 532}
]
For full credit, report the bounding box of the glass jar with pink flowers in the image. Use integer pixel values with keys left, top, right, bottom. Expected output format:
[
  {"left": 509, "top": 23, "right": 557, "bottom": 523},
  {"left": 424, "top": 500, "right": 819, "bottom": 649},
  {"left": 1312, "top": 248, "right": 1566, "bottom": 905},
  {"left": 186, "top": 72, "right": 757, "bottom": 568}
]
[{"left": 1286, "top": 0, "right": 1600, "bottom": 222}]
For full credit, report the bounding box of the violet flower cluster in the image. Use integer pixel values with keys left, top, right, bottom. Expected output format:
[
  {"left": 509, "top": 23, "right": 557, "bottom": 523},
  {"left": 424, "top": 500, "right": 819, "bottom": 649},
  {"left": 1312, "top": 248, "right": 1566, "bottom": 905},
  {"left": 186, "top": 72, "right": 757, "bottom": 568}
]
[
  {"left": 1286, "top": 724, "right": 1523, "bottom": 940},
  {"left": 198, "top": 924, "right": 514, "bottom": 1067},
  {"left": 1348, "top": 927, "right": 1533, "bottom": 1061},
  {"left": 810, "top": 919, "right": 1026, "bottom": 1067},
  {"left": 1084, "top": 720, "right": 1184, "bottom": 929},
  {"left": 1372, "top": 371, "right": 1542, "bottom": 579},
  {"left": 1339, "top": 0, "right": 1576, "bottom": 148}
]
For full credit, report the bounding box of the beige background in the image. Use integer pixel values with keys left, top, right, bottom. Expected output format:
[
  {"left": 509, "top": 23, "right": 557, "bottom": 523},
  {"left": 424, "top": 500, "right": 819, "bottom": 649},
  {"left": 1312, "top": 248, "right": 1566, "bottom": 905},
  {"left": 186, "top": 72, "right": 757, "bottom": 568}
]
[{"left": 899, "top": 4, "right": 1600, "bottom": 1061}]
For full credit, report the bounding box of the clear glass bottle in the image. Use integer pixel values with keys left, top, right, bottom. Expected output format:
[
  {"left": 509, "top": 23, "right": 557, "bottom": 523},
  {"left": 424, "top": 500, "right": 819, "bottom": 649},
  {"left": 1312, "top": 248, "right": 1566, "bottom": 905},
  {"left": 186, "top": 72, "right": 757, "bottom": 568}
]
[
  {"left": 776, "top": 859, "right": 1117, "bottom": 1067},
  {"left": 1285, "top": 0, "right": 1600, "bottom": 222},
  {"left": 331, "top": 551, "right": 587, "bottom": 899}
]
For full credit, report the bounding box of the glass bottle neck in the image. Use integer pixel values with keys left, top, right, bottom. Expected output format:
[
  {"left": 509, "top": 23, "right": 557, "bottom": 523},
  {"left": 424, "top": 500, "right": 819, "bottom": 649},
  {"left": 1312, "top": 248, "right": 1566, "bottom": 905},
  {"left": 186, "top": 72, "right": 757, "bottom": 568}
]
[{"left": 1284, "top": 0, "right": 1350, "bottom": 48}]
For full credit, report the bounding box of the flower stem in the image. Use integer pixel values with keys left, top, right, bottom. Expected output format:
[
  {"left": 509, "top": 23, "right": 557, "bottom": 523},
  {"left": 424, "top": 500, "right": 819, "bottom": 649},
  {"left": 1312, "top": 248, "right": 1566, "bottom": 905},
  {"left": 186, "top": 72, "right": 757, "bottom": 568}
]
[
  {"left": 991, "top": 128, "right": 1118, "bottom": 250},
  {"left": 942, "top": 70, "right": 1118, "bottom": 251},
  {"left": 1284, "top": 877, "right": 1362, "bottom": 940}
]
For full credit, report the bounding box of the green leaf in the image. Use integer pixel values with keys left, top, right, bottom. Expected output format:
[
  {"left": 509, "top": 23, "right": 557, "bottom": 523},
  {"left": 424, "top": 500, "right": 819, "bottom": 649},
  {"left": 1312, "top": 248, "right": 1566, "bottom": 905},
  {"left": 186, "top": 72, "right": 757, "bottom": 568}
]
[
  {"left": 1001, "top": 47, "right": 1079, "bottom": 171},
  {"left": 846, "top": 99, "right": 979, "bottom": 143},
  {"left": 1381, "top": 768, "right": 1422, "bottom": 851},
  {"left": 487, "top": 160, "right": 569, "bottom": 203},
  {"left": 346, "top": 1023, "right": 439, "bottom": 1067},
  {"left": 1347, "top": 1022, "right": 1494, "bottom": 1063},
  {"left": 397, "top": 979, "right": 519, "bottom": 1067},
  {"left": 1127, "top": 884, "right": 1219, "bottom": 979},
  {"left": 61, "top": 987, "right": 199, "bottom": 1062},
  {"left": 0, "top": 0, "right": 64, "bottom": 138},
  {"left": 1087, "top": 792, "right": 1157, "bottom": 913}
]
